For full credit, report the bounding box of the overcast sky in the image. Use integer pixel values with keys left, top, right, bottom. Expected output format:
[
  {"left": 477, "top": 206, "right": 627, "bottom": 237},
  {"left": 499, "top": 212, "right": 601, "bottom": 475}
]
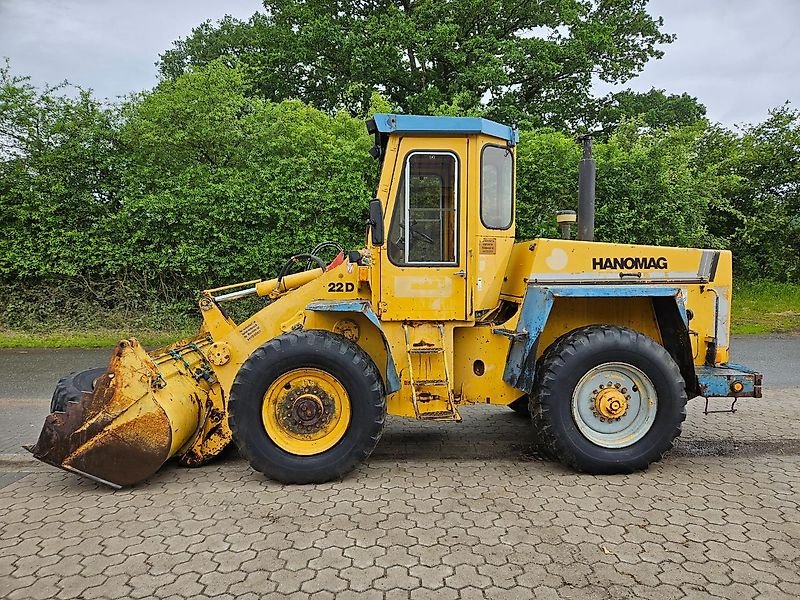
[
  {"left": 0, "top": 0, "right": 797, "bottom": 127},
  {"left": 0, "top": 0, "right": 262, "bottom": 98}
]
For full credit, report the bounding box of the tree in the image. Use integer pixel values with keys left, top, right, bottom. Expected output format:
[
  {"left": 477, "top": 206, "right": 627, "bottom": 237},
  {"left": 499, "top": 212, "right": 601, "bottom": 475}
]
[
  {"left": 0, "top": 62, "right": 121, "bottom": 279},
  {"left": 593, "top": 88, "right": 707, "bottom": 136},
  {"left": 515, "top": 129, "right": 581, "bottom": 239},
  {"left": 591, "top": 122, "right": 719, "bottom": 248},
  {"left": 159, "top": 0, "right": 674, "bottom": 127},
  {"left": 710, "top": 106, "right": 800, "bottom": 282},
  {"left": 514, "top": 123, "right": 722, "bottom": 249},
  {"left": 116, "top": 61, "right": 376, "bottom": 289}
]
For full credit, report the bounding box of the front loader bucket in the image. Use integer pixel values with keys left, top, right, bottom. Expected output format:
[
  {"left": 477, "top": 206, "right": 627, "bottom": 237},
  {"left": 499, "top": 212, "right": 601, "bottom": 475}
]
[{"left": 29, "top": 338, "right": 230, "bottom": 488}]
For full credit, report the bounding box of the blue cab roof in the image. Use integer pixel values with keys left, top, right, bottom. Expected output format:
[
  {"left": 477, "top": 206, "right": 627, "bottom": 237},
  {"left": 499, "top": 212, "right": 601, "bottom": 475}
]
[{"left": 370, "top": 113, "right": 519, "bottom": 146}]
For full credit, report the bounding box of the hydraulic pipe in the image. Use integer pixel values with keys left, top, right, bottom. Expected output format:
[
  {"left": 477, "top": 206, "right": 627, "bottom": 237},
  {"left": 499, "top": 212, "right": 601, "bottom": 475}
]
[
  {"left": 212, "top": 267, "right": 325, "bottom": 302},
  {"left": 577, "top": 135, "right": 596, "bottom": 242},
  {"left": 255, "top": 267, "right": 324, "bottom": 298},
  {"left": 214, "top": 287, "right": 258, "bottom": 302}
]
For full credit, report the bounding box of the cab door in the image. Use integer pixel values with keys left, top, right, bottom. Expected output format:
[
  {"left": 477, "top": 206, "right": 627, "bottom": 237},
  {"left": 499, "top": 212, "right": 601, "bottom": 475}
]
[{"left": 379, "top": 138, "right": 468, "bottom": 321}]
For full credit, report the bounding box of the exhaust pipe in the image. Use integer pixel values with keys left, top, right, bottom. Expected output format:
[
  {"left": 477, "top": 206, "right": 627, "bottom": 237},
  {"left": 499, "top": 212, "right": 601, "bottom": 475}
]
[{"left": 577, "top": 134, "right": 595, "bottom": 241}]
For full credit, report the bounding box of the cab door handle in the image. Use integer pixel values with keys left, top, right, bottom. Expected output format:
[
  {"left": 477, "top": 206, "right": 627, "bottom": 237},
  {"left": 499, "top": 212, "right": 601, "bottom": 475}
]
[{"left": 454, "top": 270, "right": 467, "bottom": 278}]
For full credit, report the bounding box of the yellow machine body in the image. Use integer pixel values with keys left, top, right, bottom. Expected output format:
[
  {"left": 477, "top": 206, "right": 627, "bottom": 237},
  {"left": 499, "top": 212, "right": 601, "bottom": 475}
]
[{"left": 30, "top": 115, "right": 757, "bottom": 487}]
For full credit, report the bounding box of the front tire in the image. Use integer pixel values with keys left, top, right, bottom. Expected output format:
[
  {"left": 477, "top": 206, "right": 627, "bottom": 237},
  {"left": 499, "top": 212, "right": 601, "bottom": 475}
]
[
  {"left": 50, "top": 367, "right": 105, "bottom": 413},
  {"left": 532, "top": 325, "right": 687, "bottom": 474},
  {"left": 229, "top": 330, "right": 386, "bottom": 484}
]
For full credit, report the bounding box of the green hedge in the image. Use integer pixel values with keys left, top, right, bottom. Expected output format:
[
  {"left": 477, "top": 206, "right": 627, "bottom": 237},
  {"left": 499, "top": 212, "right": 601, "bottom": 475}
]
[{"left": 1, "top": 62, "right": 798, "bottom": 330}]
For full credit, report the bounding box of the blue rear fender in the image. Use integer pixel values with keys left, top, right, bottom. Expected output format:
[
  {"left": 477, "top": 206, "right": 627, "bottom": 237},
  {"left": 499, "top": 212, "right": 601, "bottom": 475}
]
[{"left": 499, "top": 284, "right": 761, "bottom": 400}]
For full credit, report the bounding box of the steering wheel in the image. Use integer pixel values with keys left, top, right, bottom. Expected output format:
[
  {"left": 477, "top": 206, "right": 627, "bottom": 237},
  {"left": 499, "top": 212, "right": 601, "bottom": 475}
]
[
  {"left": 409, "top": 223, "right": 434, "bottom": 244},
  {"left": 393, "top": 221, "right": 434, "bottom": 247}
]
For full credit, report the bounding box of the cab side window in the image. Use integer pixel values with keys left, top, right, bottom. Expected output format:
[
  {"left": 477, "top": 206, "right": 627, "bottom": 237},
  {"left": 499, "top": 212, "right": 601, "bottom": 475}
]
[
  {"left": 388, "top": 152, "right": 458, "bottom": 265},
  {"left": 481, "top": 145, "right": 513, "bottom": 229}
]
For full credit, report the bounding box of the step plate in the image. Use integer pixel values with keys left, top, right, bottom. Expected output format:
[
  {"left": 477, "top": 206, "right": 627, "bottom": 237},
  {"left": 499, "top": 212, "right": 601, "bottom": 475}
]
[
  {"left": 418, "top": 410, "right": 462, "bottom": 422},
  {"left": 408, "top": 347, "right": 443, "bottom": 354},
  {"left": 413, "top": 380, "right": 448, "bottom": 387}
]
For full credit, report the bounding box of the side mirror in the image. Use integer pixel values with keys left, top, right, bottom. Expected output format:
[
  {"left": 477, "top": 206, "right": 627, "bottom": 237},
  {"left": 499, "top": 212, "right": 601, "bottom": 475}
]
[{"left": 369, "top": 199, "right": 384, "bottom": 246}]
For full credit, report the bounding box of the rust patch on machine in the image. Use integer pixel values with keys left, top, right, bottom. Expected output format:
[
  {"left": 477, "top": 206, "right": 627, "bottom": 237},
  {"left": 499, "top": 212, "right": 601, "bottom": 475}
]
[
  {"left": 28, "top": 338, "right": 232, "bottom": 488},
  {"left": 29, "top": 343, "right": 174, "bottom": 487}
]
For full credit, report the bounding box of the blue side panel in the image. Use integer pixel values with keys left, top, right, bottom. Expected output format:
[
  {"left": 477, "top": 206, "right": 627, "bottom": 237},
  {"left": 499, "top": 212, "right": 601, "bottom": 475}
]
[
  {"left": 305, "top": 300, "right": 401, "bottom": 394},
  {"left": 674, "top": 294, "right": 689, "bottom": 326},
  {"left": 696, "top": 364, "right": 762, "bottom": 398},
  {"left": 501, "top": 287, "right": 554, "bottom": 392},
  {"left": 372, "top": 113, "right": 519, "bottom": 145}
]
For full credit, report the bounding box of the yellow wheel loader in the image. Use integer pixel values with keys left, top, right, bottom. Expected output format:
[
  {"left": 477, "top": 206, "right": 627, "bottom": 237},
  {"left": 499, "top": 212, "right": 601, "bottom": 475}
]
[{"left": 29, "top": 114, "right": 762, "bottom": 488}]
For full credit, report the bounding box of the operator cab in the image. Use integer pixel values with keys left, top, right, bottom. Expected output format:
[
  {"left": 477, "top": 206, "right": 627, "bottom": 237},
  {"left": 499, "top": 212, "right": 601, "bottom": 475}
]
[{"left": 365, "top": 114, "right": 519, "bottom": 322}]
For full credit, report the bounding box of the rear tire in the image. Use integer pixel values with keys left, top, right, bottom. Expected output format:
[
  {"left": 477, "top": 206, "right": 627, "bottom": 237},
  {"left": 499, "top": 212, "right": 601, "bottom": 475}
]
[
  {"left": 229, "top": 330, "right": 386, "bottom": 484},
  {"left": 508, "top": 396, "right": 530, "bottom": 417},
  {"left": 531, "top": 325, "right": 687, "bottom": 474},
  {"left": 50, "top": 367, "right": 105, "bottom": 413}
]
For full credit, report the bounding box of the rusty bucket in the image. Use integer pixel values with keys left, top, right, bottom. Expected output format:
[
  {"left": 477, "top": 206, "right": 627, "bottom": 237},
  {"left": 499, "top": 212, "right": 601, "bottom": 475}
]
[{"left": 28, "top": 338, "right": 230, "bottom": 488}]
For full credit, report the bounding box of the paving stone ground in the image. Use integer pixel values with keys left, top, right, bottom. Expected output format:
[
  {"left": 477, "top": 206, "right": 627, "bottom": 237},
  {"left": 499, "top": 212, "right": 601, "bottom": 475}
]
[{"left": 1, "top": 389, "right": 799, "bottom": 599}]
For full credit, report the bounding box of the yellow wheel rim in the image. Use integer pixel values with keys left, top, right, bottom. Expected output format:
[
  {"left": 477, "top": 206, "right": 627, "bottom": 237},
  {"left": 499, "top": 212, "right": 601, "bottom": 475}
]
[{"left": 262, "top": 368, "right": 351, "bottom": 456}]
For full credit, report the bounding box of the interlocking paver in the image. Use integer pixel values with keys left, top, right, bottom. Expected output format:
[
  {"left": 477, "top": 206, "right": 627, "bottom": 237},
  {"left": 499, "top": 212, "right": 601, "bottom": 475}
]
[
  {"left": 271, "top": 566, "right": 316, "bottom": 594},
  {"left": 1, "top": 394, "right": 799, "bottom": 599},
  {"left": 129, "top": 573, "right": 179, "bottom": 599}
]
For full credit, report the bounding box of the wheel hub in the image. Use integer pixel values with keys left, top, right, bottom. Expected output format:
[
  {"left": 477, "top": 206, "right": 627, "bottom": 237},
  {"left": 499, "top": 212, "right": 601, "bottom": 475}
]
[
  {"left": 278, "top": 387, "right": 335, "bottom": 435},
  {"left": 594, "top": 387, "right": 628, "bottom": 420},
  {"left": 294, "top": 395, "right": 322, "bottom": 423}
]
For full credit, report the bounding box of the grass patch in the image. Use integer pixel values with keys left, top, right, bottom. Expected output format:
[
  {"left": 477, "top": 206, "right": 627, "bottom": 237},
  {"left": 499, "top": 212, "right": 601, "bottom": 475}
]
[
  {"left": 731, "top": 282, "right": 800, "bottom": 335},
  {"left": 0, "top": 328, "right": 196, "bottom": 349},
  {"left": 0, "top": 280, "right": 202, "bottom": 348}
]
